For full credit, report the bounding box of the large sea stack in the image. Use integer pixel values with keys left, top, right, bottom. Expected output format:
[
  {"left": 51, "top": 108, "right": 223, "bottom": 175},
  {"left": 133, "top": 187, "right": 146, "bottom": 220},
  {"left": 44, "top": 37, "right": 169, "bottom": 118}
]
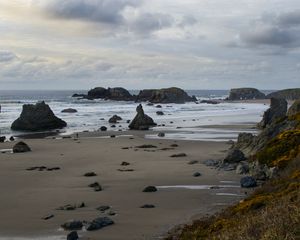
[
  {"left": 266, "top": 88, "right": 300, "bottom": 100},
  {"left": 11, "top": 101, "right": 67, "bottom": 131},
  {"left": 136, "top": 87, "right": 196, "bottom": 103},
  {"left": 78, "top": 87, "right": 134, "bottom": 101},
  {"left": 228, "top": 88, "right": 265, "bottom": 100},
  {"left": 129, "top": 104, "right": 157, "bottom": 130}
]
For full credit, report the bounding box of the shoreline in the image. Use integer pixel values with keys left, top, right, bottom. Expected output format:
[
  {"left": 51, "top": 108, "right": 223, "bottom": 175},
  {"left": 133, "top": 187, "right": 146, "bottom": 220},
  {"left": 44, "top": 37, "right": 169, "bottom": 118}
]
[{"left": 0, "top": 131, "right": 248, "bottom": 240}]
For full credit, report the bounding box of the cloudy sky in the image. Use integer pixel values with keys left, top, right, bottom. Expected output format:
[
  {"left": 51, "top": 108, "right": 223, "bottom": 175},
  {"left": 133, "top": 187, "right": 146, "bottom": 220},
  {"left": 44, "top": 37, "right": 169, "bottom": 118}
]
[{"left": 0, "top": 0, "right": 300, "bottom": 90}]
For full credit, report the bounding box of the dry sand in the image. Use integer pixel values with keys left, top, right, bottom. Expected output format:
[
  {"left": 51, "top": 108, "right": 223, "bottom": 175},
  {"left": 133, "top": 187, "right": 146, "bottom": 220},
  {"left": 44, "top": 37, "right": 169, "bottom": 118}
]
[{"left": 0, "top": 132, "right": 247, "bottom": 240}]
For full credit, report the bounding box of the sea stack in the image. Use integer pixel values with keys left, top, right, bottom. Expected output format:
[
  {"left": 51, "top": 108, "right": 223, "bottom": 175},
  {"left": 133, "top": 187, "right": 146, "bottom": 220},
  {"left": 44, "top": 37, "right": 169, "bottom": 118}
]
[
  {"left": 11, "top": 101, "right": 67, "bottom": 131},
  {"left": 129, "top": 104, "right": 157, "bottom": 130},
  {"left": 228, "top": 88, "right": 265, "bottom": 100}
]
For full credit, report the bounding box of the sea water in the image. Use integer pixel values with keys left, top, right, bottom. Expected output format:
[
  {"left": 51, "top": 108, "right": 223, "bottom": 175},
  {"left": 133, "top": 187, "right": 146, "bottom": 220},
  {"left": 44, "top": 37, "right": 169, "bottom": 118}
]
[{"left": 0, "top": 90, "right": 269, "bottom": 141}]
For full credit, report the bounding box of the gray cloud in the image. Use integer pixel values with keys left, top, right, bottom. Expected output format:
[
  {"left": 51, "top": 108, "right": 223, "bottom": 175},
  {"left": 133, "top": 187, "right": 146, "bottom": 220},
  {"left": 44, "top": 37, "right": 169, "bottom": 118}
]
[
  {"left": 278, "top": 10, "right": 300, "bottom": 26},
  {"left": 0, "top": 51, "right": 18, "bottom": 62}
]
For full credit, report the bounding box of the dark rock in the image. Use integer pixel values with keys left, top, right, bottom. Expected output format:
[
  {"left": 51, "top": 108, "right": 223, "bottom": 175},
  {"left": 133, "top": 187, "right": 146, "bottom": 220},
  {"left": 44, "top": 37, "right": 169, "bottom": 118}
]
[
  {"left": 143, "top": 186, "right": 157, "bottom": 192},
  {"left": 57, "top": 204, "right": 76, "bottom": 211},
  {"left": 266, "top": 88, "right": 300, "bottom": 100},
  {"left": 67, "top": 231, "right": 79, "bottom": 240},
  {"left": 11, "top": 101, "right": 67, "bottom": 131},
  {"left": 136, "top": 87, "right": 197, "bottom": 103},
  {"left": 13, "top": 141, "right": 31, "bottom": 153},
  {"left": 42, "top": 214, "right": 54, "bottom": 220},
  {"left": 109, "top": 115, "right": 122, "bottom": 123},
  {"left": 141, "top": 204, "right": 155, "bottom": 208},
  {"left": 84, "top": 172, "right": 97, "bottom": 177},
  {"left": 121, "top": 161, "right": 130, "bottom": 166},
  {"left": 200, "top": 100, "right": 220, "bottom": 104},
  {"left": 236, "top": 162, "right": 249, "bottom": 175},
  {"left": 158, "top": 132, "right": 165, "bottom": 137},
  {"left": 0, "top": 136, "right": 5, "bottom": 142},
  {"left": 86, "top": 217, "right": 114, "bottom": 231},
  {"left": 72, "top": 93, "right": 86, "bottom": 98},
  {"left": 96, "top": 205, "right": 110, "bottom": 212},
  {"left": 156, "top": 105, "right": 162, "bottom": 108},
  {"left": 240, "top": 176, "right": 257, "bottom": 188},
  {"left": 170, "top": 153, "right": 187, "bottom": 158},
  {"left": 110, "top": 135, "right": 116, "bottom": 138},
  {"left": 100, "top": 126, "right": 107, "bottom": 131},
  {"left": 78, "top": 202, "right": 85, "bottom": 208},
  {"left": 88, "top": 182, "right": 102, "bottom": 191},
  {"left": 111, "top": 125, "right": 116, "bottom": 128},
  {"left": 156, "top": 111, "right": 164, "bottom": 115},
  {"left": 287, "top": 99, "right": 300, "bottom": 116},
  {"left": 170, "top": 144, "right": 178, "bottom": 147},
  {"left": 188, "top": 160, "right": 199, "bottom": 165},
  {"left": 87, "top": 87, "right": 134, "bottom": 101},
  {"left": 129, "top": 104, "right": 157, "bottom": 130},
  {"left": 224, "top": 149, "right": 246, "bottom": 163},
  {"left": 61, "top": 108, "right": 77, "bottom": 113},
  {"left": 136, "top": 144, "right": 157, "bottom": 149},
  {"left": 193, "top": 172, "right": 201, "bottom": 177},
  {"left": 203, "top": 159, "right": 219, "bottom": 166},
  {"left": 9, "top": 136, "right": 15, "bottom": 141},
  {"left": 61, "top": 221, "right": 83, "bottom": 231},
  {"left": 228, "top": 88, "right": 265, "bottom": 100},
  {"left": 258, "top": 98, "right": 287, "bottom": 128}
]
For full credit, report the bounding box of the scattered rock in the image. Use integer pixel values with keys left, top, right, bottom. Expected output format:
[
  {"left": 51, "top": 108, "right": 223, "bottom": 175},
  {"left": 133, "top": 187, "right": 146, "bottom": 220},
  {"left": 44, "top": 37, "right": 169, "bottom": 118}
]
[
  {"left": 117, "top": 169, "right": 134, "bottom": 172},
  {"left": 158, "top": 132, "right": 165, "bottom": 137},
  {"left": 203, "top": 159, "right": 219, "bottom": 167},
  {"left": 11, "top": 101, "right": 67, "bottom": 131},
  {"left": 110, "top": 135, "right": 116, "bottom": 138},
  {"left": 200, "top": 100, "right": 220, "bottom": 104},
  {"left": 136, "top": 144, "right": 157, "bottom": 148},
  {"left": 236, "top": 162, "right": 249, "bottom": 175},
  {"left": 61, "top": 108, "right": 77, "bottom": 113},
  {"left": 9, "top": 136, "right": 15, "bottom": 141},
  {"left": 0, "top": 136, "right": 5, "bottom": 142},
  {"left": 13, "top": 141, "right": 31, "bottom": 153},
  {"left": 129, "top": 104, "right": 157, "bottom": 130},
  {"left": 193, "top": 172, "right": 201, "bottom": 177},
  {"left": 42, "top": 214, "right": 54, "bottom": 220},
  {"left": 170, "top": 153, "right": 187, "bottom": 158},
  {"left": 287, "top": 99, "right": 300, "bottom": 116},
  {"left": 57, "top": 204, "right": 76, "bottom": 211},
  {"left": 143, "top": 186, "right": 158, "bottom": 192},
  {"left": 141, "top": 204, "right": 155, "bottom": 208},
  {"left": 156, "top": 111, "right": 164, "bottom": 115},
  {"left": 84, "top": 172, "right": 97, "bottom": 177},
  {"left": 156, "top": 105, "right": 162, "bottom": 108},
  {"left": 86, "top": 217, "right": 114, "bottom": 231},
  {"left": 109, "top": 115, "right": 122, "bottom": 123},
  {"left": 100, "top": 126, "right": 107, "bottom": 131},
  {"left": 121, "top": 161, "right": 130, "bottom": 166},
  {"left": 240, "top": 176, "right": 257, "bottom": 188},
  {"left": 61, "top": 221, "right": 83, "bottom": 231},
  {"left": 188, "top": 160, "right": 199, "bottom": 165},
  {"left": 67, "top": 231, "right": 79, "bottom": 240},
  {"left": 170, "top": 144, "right": 178, "bottom": 147},
  {"left": 96, "top": 205, "right": 110, "bottom": 212},
  {"left": 223, "top": 149, "right": 246, "bottom": 163},
  {"left": 89, "top": 182, "right": 102, "bottom": 192}
]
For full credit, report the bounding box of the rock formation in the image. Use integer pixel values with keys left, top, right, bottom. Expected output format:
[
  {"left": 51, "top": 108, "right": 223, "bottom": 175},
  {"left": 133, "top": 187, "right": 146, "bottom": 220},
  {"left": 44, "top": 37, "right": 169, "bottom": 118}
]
[
  {"left": 258, "top": 98, "right": 287, "bottom": 128},
  {"left": 128, "top": 104, "right": 157, "bottom": 130},
  {"left": 267, "top": 88, "right": 300, "bottom": 100},
  {"left": 136, "top": 87, "right": 197, "bottom": 103},
  {"left": 13, "top": 141, "right": 31, "bottom": 153},
  {"left": 109, "top": 115, "right": 122, "bottom": 123},
  {"left": 287, "top": 99, "right": 300, "bottom": 116},
  {"left": 11, "top": 101, "right": 67, "bottom": 131},
  {"left": 228, "top": 88, "right": 265, "bottom": 100},
  {"left": 61, "top": 108, "right": 77, "bottom": 113}
]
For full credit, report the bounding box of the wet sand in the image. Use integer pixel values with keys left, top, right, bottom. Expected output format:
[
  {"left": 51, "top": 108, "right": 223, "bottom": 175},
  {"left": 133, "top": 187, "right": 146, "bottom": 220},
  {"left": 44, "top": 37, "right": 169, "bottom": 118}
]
[{"left": 0, "top": 132, "right": 246, "bottom": 240}]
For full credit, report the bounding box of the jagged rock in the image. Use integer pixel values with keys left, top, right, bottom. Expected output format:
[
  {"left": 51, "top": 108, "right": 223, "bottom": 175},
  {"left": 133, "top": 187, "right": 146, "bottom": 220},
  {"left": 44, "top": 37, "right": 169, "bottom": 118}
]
[
  {"left": 129, "top": 104, "right": 157, "bottom": 130},
  {"left": 224, "top": 149, "right": 246, "bottom": 163},
  {"left": 67, "top": 231, "right": 79, "bottom": 240},
  {"left": 0, "top": 136, "right": 5, "bottom": 142},
  {"left": 86, "top": 217, "right": 114, "bottom": 231},
  {"left": 236, "top": 162, "right": 249, "bottom": 175},
  {"left": 143, "top": 186, "right": 157, "bottom": 192},
  {"left": 228, "top": 88, "right": 265, "bottom": 100},
  {"left": 258, "top": 98, "right": 287, "bottom": 128},
  {"left": 233, "top": 133, "right": 256, "bottom": 157},
  {"left": 136, "top": 87, "right": 197, "bottom": 103},
  {"left": 11, "top": 101, "right": 67, "bottom": 131},
  {"left": 109, "top": 115, "right": 122, "bottom": 123},
  {"left": 13, "top": 141, "right": 31, "bottom": 153},
  {"left": 240, "top": 176, "right": 257, "bottom": 188},
  {"left": 61, "top": 221, "right": 83, "bottom": 231},
  {"left": 267, "top": 88, "right": 300, "bottom": 100},
  {"left": 287, "top": 99, "right": 300, "bottom": 116},
  {"left": 61, "top": 108, "right": 77, "bottom": 113}
]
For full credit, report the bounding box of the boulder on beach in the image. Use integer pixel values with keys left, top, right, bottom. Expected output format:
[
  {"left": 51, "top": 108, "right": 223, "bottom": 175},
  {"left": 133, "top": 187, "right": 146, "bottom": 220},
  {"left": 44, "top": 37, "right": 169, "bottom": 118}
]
[
  {"left": 266, "top": 88, "right": 300, "bottom": 100},
  {"left": 61, "top": 108, "right": 77, "bottom": 113},
  {"left": 228, "top": 88, "right": 265, "bottom": 100},
  {"left": 0, "top": 136, "right": 5, "bottom": 143},
  {"left": 61, "top": 221, "right": 83, "bottom": 231},
  {"left": 128, "top": 104, "right": 157, "bottom": 130},
  {"left": 223, "top": 149, "right": 246, "bottom": 163},
  {"left": 86, "top": 217, "right": 114, "bottom": 231},
  {"left": 258, "top": 98, "right": 287, "bottom": 128},
  {"left": 143, "top": 186, "right": 157, "bottom": 192},
  {"left": 240, "top": 176, "right": 257, "bottom": 188},
  {"left": 13, "top": 141, "right": 31, "bottom": 153},
  {"left": 287, "top": 99, "right": 300, "bottom": 116},
  {"left": 11, "top": 101, "right": 67, "bottom": 131},
  {"left": 67, "top": 231, "right": 79, "bottom": 240},
  {"left": 136, "top": 87, "right": 197, "bottom": 103},
  {"left": 109, "top": 115, "right": 122, "bottom": 123}
]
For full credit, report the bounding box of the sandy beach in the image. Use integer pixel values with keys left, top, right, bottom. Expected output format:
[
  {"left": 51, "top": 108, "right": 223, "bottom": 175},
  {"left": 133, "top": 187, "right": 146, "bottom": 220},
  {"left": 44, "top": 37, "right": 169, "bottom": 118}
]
[{"left": 0, "top": 131, "right": 246, "bottom": 240}]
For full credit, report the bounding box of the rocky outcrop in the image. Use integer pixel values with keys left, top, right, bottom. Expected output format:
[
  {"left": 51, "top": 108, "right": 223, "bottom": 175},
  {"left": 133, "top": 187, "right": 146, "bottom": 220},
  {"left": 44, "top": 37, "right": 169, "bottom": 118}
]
[
  {"left": 13, "top": 142, "right": 31, "bottom": 153},
  {"left": 223, "top": 149, "right": 246, "bottom": 163},
  {"left": 228, "top": 88, "right": 265, "bottom": 100},
  {"left": 0, "top": 136, "right": 5, "bottom": 143},
  {"left": 267, "top": 88, "right": 300, "bottom": 100},
  {"left": 287, "top": 99, "right": 300, "bottom": 116},
  {"left": 128, "top": 104, "right": 157, "bottom": 130},
  {"left": 136, "top": 87, "right": 196, "bottom": 103},
  {"left": 61, "top": 108, "right": 77, "bottom": 113},
  {"left": 11, "top": 101, "right": 67, "bottom": 131},
  {"left": 258, "top": 98, "right": 287, "bottom": 128},
  {"left": 109, "top": 115, "right": 122, "bottom": 123}
]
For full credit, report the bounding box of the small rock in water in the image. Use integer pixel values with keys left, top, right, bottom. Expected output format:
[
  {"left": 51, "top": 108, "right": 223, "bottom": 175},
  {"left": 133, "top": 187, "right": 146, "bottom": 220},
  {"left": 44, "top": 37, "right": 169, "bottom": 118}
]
[
  {"left": 86, "top": 217, "right": 114, "bottom": 231},
  {"left": 143, "top": 186, "right": 157, "bottom": 192},
  {"left": 109, "top": 115, "right": 122, "bottom": 123},
  {"left": 140, "top": 204, "right": 155, "bottom": 208},
  {"left": 158, "top": 132, "right": 165, "bottom": 137},
  {"left": 67, "top": 231, "right": 79, "bottom": 240},
  {"left": 156, "top": 111, "right": 164, "bottom": 115},
  {"left": 61, "top": 221, "right": 83, "bottom": 231},
  {"left": 100, "top": 126, "right": 107, "bottom": 131},
  {"left": 193, "top": 172, "right": 202, "bottom": 177},
  {"left": 84, "top": 172, "right": 97, "bottom": 177},
  {"left": 110, "top": 135, "right": 116, "bottom": 138},
  {"left": 240, "top": 176, "right": 257, "bottom": 188},
  {"left": 170, "top": 153, "right": 187, "bottom": 158},
  {"left": 61, "top": 108, "right": 77, "bottom": 113}
]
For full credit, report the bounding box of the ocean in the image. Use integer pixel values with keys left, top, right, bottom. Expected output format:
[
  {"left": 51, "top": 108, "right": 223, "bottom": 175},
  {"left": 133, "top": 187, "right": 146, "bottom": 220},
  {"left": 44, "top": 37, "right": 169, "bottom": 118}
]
[{"left": 0, "top": 90, "right": 269, "bottom": 141}]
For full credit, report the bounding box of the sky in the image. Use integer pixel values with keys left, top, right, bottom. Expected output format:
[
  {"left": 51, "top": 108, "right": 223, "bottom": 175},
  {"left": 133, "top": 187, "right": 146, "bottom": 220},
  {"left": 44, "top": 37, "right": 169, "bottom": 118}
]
[{"left": 0, "top": 0, "right": 300, "bottom": 90}]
